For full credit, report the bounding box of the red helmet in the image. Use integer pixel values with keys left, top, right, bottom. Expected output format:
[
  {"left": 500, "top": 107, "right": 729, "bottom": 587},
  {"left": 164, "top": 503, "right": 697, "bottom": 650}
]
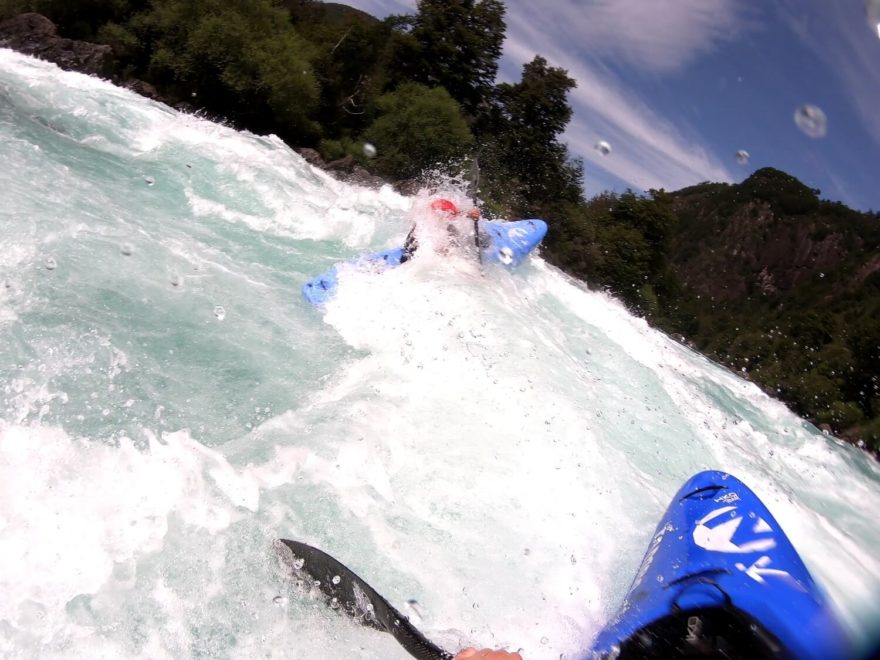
[{"left": 431, "top": 198, "right": 459, "bottom": 215}]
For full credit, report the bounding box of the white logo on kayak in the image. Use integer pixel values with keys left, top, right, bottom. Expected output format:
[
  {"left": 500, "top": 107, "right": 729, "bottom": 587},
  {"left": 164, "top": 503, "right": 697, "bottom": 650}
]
[
  {"left": 715, "top": 492, "right": 740, "bottom": 504},
  {"left": 735, "top": 556, "right": 807, "bottom": 591},
  {"left": 692, "top": 506, "right": 777, "bottom": 554}
]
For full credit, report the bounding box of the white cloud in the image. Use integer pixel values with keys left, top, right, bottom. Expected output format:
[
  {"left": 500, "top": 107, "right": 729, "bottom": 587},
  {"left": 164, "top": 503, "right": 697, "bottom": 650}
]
[
  {"left": 503, "top": 9, "right": 737, "bottom": 192},
  {"left": 510, "top": 0, "right": 750, "bottom": 74}
]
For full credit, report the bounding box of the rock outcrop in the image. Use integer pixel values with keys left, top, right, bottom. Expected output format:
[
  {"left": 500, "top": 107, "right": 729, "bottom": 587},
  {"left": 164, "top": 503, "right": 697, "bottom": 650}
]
[
  {"left": 296, "top": 150, "right": 386, "bottom": 188},
  {"left": 0, "top": 13, "right": 113, "bottom": 76},
  {"left": 672, "top": 200, "right": 852, "bottom": 300},
  {"left": 0, "top": 13, "right": 412, "bottom": 193},
  {"left": 669, "top": 168, "right": 874, "bottom": 302}
]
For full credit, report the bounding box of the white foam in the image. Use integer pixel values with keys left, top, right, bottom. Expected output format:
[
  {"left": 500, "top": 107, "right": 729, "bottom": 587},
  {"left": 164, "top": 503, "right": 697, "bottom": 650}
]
[{"left": 2, "top": 51, "right": 879, "bottom": 659}]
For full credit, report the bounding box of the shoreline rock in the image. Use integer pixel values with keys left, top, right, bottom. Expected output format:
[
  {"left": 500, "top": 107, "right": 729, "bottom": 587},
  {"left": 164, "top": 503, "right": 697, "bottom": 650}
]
[
  {"left": 0, "top": 13, "right": 113, "bottom": 76},
  {"left": 0, "top": 13, "right": 397, "bottom": 190}
]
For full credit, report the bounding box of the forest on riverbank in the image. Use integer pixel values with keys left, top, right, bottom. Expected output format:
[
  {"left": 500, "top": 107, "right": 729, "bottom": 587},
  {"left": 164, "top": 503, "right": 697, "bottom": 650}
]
[{"left": 1, "top": 0, "right": 878, "bottom": 451}]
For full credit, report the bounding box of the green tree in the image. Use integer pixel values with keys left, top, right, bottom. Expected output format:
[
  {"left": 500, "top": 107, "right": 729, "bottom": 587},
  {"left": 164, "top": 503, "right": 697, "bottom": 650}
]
[
  {"left": 481, "top": 56, "right": 583, "bottom": 214},
  {"left": 131, "top": 0, "right": 319, "bottom": 142},
  {"left": 386, "top": 0, "right": 505, "bottom": 115},
  {"left": 740, "top": 167, "right": 820, "bottom": 215},
  {"left": 363, "top": 83, "right": 473, "bottom": 179},
  {"left": 0, "top": 0, "right": 145, "bottom": 38},
  {"left": 285, "top": 1, "right": 392, "bottom": 138}
]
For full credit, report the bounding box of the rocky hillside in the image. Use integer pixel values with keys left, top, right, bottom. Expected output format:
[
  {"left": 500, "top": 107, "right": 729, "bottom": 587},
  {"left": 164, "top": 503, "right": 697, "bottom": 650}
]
[
  {"left": 660, "top": 169, "right": 880, "bottom": 450},
  {"left": 669, "top": 169, "right": 879, "bottom": 301}
]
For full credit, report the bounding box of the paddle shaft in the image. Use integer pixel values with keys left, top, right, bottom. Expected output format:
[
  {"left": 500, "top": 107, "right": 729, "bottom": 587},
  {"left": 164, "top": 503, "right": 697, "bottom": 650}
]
[
  {"left": 468, "top": 157, "right": 483, "bottom": 266},
  {"left": 277, "top": 539, "right": 454, "bottom": 660}
]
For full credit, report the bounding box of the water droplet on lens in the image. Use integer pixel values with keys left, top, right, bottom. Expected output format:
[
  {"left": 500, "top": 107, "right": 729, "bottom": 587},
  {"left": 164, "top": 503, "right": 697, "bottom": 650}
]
[
  {"left": 45, "top": 257, "right": 57, "bottom": 271},
  {"left": 867, "top": 0, "right": 880, "bottom": 38},
  {"left": 121, "top": 243, "right": 133, "bottom": 256},
  {"left": 794, "top": 104, "right": 827, "bottom": 138},
  {"left": 735, "top": 149, "right": 750, "bottom": 165},
  {"left": 594, "top": 140, "right": 611, "bottom": 156},
  {"left": 170, "top": 272, "right": 181, "bottom": 287},
  {"left": 144, "top": 176, "right": 155, "bottom": 186},
  {"left": 541, "top": 636, "right": 549, "bottom": 645},
  {"left": 363, "top": 142, "right": 377, "bottom": 158},
  {"left": 332, "top": 575, "right": 341, "bottom": 585},
  {"left": 330, "top": 597, "right": 339, "bottom": 609},
  {"left": 656, "top": 575, "right": 664, "bottom": 583},
  {"left": 499, "top": 246, "right": 514, "bottom": 265},
  {"left": 273, "top": 596, "right": 288, "bottom": 607},
  {"left": 213, "top": 305, "right": 226, "bottom": 320}
]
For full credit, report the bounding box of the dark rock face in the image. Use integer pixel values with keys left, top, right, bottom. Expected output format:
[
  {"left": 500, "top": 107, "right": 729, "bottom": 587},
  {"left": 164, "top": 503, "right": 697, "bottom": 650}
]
[
  {"left": 123, "top": 79, "right": 161, "bottom": 100},
  {"left": 325, "top": 154, "right": 356, "bottom": 174},
  {"left": 0, "top": 13, "right": 113, "bottom": 77},
  {"left": 304, "top": 152, "right": 385, "bottom": 188},
  {"left": 671, "top": 198, "right": 859, "bottom": 301},
  {"left": 295, "top": 148, "right": 325, "bottom": 168},
  {"left": 346, "top": 165, "right": 384, "bottom": 188}
]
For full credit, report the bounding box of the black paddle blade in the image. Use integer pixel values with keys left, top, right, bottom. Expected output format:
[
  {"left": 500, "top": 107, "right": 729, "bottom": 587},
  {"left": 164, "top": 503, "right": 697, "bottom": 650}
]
[{"left": 276, "top": 539, "right": 454, "bottom": 660}]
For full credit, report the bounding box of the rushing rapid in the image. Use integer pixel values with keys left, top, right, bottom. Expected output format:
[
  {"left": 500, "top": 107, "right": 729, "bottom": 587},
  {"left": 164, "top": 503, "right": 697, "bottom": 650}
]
[{"left": 1, "top": 50, "right": 878, "bottom": 659}]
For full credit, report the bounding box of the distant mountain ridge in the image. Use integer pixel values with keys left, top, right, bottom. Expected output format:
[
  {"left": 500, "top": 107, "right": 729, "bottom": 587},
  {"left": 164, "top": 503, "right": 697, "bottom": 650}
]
[
  {"left": 656, "top": 168, "right": 880, "bottom": 450},
  {"left": 282, "top": 1, "right": 379, "bottom": 26},
  {"left": 669, "top": 168, "right": 880, "bottom": 301}
]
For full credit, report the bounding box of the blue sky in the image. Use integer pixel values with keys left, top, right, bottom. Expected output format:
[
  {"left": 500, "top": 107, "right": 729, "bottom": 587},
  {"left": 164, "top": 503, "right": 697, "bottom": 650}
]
[{"left": 339, "top": 0, "right": 880, "bottom": 211}]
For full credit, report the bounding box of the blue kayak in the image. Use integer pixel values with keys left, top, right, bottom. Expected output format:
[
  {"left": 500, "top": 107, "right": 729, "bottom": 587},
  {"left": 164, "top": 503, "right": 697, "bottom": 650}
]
[
  {"left": 589, "top": 470, "right": 850, "bottom": 659},
  {"left": 302, "top": 218, "right": 547, "bottom": 305}
]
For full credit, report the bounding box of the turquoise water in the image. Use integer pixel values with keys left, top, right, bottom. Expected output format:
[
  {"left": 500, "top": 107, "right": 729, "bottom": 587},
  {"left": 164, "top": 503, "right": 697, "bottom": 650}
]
[{"left": 1, "top": 49, "right": 878, "bottom": 659}]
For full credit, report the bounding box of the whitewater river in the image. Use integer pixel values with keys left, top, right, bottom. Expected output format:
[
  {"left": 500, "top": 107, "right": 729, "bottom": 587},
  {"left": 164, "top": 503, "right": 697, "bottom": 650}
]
[{"left": 1, "top": 50, "right": 878, "bottom": 659}]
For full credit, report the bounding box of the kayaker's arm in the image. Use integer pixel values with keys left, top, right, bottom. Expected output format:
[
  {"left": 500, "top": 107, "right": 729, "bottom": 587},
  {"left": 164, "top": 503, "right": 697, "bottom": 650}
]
[{"left": 402, "top": 225, "right": 418, "bottom": 262}]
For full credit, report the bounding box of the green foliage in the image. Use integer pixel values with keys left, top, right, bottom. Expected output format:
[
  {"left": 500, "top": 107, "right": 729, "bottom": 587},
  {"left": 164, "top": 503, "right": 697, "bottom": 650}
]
[
  {"left": 856, "top": 417, "right": 880, "bottom": 451},
  {"left": 94, "top": 21, "right": 139, "bottom": 60},
  {"left": 479, "top": 56, "right": 583, "bottom": 215},
  {"left": 0, "top": 0, "right": 142, "bottom": 37},
  {"left": 363, "top": 83, "right": 473, "bottom": 180},
  {"left": 386, "top": 0, "right": 505, "bottom": 114},
  {"left": 318, "top": 137, "right": 366, "bottom": 163},
  {"left": 543, "top": 189, "right": 677, "bottom": 309},
  {"left": 543, "top": 169, "right": 880, "bottom": 447},
  {"left": 739, "top": 167, "right": 820, "bottom": 215},
  {"left": 131, "top": 0, "right": 319, "bottom": 141},
  {"left": 288, "top": 2, "right": 390, "bottom": 137}
]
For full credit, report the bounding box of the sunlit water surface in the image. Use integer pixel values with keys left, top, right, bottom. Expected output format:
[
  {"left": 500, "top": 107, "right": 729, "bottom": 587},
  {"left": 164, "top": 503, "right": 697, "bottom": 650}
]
[{"left": 1, "top": 50, "right": 878, "bottom": 659}]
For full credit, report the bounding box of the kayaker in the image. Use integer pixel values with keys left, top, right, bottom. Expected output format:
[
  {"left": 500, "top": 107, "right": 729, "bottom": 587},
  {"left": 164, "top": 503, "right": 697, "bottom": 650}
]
[{"left": 401, "top": 197, "right": 481, "bottom": 262}]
